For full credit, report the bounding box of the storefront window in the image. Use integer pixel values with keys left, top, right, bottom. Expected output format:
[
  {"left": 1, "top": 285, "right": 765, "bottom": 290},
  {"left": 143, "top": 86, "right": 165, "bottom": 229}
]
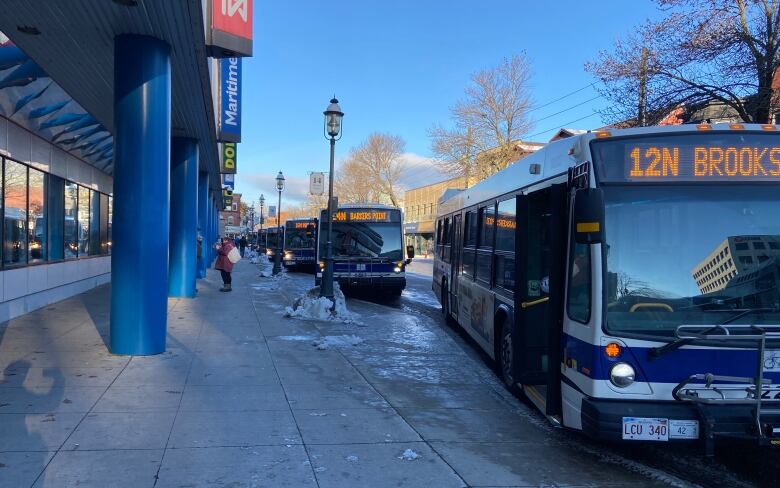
[
  {"left": 4, "top": 160, "right": 28, "bottom": 266},
  {"left": 99, "top": 193, "right": 109, "bottom": 254},
  {"left": 78, "top": 186, "right": 90, "bottom": 256},
  {"left": 89, "top": 190, "right": 100, "bottom": 255},
  {"left": 47, "top": 175, "right": 65, "bottom": 261},
  {"left": 28, "top": 168, "right": 46, "bottom": 263},
  {"left": 64, "top": 182, "right": 79, "bottom": 259},
  {"left": 107, "top": 196, "right": 112, "bottom": 255}
]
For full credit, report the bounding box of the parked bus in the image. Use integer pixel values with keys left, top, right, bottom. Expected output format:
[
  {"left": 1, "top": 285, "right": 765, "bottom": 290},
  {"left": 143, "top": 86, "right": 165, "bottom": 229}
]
[
  {"left": 433, "top": 123, "right": 780, "bottom": 453},
  {"left": 317, "top": 203, "right": 413, "bottom": 297},
  {"left": 283, "top": 218, "right": 318, "bottom": 271},
  {"left": 262, "top": 226, "right": 285, "bottom": 260}
]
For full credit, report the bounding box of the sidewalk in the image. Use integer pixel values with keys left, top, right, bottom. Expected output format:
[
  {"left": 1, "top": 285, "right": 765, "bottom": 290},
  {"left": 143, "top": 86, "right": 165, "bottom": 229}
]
[{"left": 0, "top": 260, "right": 680, "bottom": 488}]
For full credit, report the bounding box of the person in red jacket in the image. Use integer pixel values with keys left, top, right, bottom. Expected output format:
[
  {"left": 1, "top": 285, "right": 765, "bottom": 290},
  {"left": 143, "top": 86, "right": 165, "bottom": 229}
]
[{"left": 215, "top": 237, "right": 236, "bottom": 292}]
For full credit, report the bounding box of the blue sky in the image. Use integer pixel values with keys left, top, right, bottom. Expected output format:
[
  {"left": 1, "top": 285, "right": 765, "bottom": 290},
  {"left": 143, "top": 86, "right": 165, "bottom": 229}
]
[{"left": 236, "top": 0, "right": 662, "bottom": 206}]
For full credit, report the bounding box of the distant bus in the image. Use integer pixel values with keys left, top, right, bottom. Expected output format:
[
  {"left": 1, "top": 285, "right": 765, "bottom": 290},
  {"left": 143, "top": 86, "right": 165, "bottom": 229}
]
[
  {"left": 263, "top": 226, "right": 285, "bottom": 260},
  {"left": 283, "top": 218, "right": 318, "bottom": 271},
  {"left": 317, "top": 203, "right": 413, "bottom": 297}
]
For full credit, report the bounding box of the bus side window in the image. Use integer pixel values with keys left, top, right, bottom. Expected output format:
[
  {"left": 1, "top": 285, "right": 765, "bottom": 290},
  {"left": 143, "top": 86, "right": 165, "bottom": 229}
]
[
  {"left": 495, "top": 198, "right": 516, "bottom": 290},
  {"left": 567, "top": 241, "right": 592, "bottom": 323},
  {"left": 444, "top": 217, "right": 451, "bottom": 263},
  {"left": 463, "top": 210, "right": 478, "bottom": 278},
  {"left": 476, "top": 205, "right": 495, "bottom": 285}
]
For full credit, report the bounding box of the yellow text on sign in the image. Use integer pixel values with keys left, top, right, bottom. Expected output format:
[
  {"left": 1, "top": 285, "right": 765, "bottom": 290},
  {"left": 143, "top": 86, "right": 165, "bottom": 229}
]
[
  {"left": 693, "top": 147, "right": 780, "bottom": 177},
  {"left": 629, "top": 147, "right": 679, "bottom": 177}
]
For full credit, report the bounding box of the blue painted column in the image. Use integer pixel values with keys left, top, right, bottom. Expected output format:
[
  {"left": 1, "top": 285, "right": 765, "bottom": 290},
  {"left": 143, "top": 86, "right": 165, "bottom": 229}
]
[
  {"left": 197, "top": 172, "right": 209, "bottom": 279},
  {"left": 169, "top": 138, "right": 199, "bottom": 297},
  {"left": 110, "top": 35, "right": 171, "bottom": 355}
]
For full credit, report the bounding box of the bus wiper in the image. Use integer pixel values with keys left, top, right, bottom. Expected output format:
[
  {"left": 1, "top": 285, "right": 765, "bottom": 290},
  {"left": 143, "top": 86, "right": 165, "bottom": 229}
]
[{"left": 648, "top": 308, "right": 780, "bottom": 359}]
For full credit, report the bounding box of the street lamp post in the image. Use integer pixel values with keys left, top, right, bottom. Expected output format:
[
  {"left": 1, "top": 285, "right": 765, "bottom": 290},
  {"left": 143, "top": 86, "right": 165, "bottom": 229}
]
[
  {"left": 259, "top": 194, "right": 265, "bottom": 248},
  {"left": 320, "top": 97, "right": 344, "bottom": 301},
  {"left": 272, "top": 171, "right": 285, "bottom": 275}
]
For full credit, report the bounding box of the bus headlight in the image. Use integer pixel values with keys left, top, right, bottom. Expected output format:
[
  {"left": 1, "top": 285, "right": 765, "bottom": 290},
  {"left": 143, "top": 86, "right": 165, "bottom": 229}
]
[
  {"left": 318, "top": 261, "right": 325, "bottom": 270},
  {"left": 609, "top": 363, "right": 635, "bottom": 388},
  {"left": 394, "top": 261, "right": 404, "bottom": 273},
  {"left": 284, "top": 252, "right": 294, "bottom": 259}
]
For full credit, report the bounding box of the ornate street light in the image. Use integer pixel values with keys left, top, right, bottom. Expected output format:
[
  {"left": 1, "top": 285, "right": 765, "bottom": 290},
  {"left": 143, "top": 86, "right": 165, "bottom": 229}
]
[
  {"left": 321, "top": 97, "right": 344, "bottom": 301},
  {"left": 272, "top": 171, "right": 285, "bottom": 275}
]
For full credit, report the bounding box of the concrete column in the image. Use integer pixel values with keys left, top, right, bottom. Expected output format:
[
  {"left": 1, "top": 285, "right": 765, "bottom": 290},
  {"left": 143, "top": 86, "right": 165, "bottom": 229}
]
[
  {"left": 169, "top": 138, "right": 199, "bottom": 297},
  {"left": 110, "top": 35, "right": 171, "bottom": 355},
  {"left": 197, "top": 172, "right": 209, "bottom": 279}
]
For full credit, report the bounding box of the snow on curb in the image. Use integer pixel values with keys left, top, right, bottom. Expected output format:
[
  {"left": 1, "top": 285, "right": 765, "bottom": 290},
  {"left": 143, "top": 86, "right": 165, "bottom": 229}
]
[{"left": 284, "top": 283, "right": 360, "bottom": 324}]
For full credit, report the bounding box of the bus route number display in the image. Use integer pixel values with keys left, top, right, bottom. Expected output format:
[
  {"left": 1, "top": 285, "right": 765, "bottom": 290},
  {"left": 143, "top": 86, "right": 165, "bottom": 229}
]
[
  {"left": 332, "top": 210, "right": 392, "bottom": 222},
  {"left": 625, "top": 143, "right": 780, "bottom": 181},
  {"left": 592, "top": 133, "right": 780, "bottom": 182}
]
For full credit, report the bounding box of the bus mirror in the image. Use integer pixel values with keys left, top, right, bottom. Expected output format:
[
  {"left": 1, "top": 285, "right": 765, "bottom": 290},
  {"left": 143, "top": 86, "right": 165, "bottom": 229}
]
[
  {"left": 406, "top": 245, "right": 415, "bottom": 259},
  {"left": 573, "top": 188, "right": 605, "bottom": 245}
]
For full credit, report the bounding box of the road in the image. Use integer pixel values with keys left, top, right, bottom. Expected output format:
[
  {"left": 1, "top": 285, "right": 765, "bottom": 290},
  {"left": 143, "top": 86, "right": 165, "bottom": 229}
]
[{"left": 380, "top": 269, "right": 777, "bottom": 488}]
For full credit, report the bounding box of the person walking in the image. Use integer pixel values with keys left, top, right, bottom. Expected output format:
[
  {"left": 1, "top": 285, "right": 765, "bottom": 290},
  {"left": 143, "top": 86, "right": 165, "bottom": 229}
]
[
  {"left": 239, "top": 235, "right": 248, "bottom": 258},
  {"left": 215, "top": 237, "right": 236, "bottom": 292}
]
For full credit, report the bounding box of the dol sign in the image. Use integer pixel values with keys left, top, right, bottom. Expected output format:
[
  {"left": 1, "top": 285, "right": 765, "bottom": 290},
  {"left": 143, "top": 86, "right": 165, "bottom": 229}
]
[
  {"left": 219, "top": 57, "right": 241, "bottom": 142},
  {"left": 221, "top": 142, "right": 237, "bottom": 174},
  {"left": 310, "top": 172, "right": 324, "bottom": 196}
]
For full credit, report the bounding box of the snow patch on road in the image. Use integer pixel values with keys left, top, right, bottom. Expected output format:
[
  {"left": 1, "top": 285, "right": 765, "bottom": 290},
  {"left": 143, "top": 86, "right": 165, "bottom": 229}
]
[
  {"left": 312, "top": 335, "right": 364, "bottom": 350},
  {"left": 399, "top": 448, "right": 420, "bottom": 461},
  {"left": 285, "top": 283, "right": 361, "bottom": 324}
]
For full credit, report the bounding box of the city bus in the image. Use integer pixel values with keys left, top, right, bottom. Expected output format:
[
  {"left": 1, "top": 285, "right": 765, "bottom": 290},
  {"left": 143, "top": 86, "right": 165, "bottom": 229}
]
[
  {"left": 262, "top": 226, "right": 285, "bottom": 260},
  {"left": 317, "top": 203, "right": 413, "bottom": 297},
  {"left": 433, "top": 123, "right": 780, "bottom": 453},
  {"left": 283, "top": 217, "right": 318, "bottom": 271}
]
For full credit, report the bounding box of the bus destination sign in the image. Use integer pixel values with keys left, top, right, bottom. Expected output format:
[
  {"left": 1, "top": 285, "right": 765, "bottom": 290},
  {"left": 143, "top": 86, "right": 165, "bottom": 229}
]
[
  {"left": 333, "top": 210, "right": 394, "bottom": 222},
  {"left": 591, "top": 133, "right": 780, "bottom": 183}
]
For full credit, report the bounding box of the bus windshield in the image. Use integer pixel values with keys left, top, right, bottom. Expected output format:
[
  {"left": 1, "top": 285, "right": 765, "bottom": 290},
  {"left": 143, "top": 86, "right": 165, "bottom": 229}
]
[
  {"left": 322, "top": 222, "right": 402, "bottom": 260},
  {"left": 285, "top": 225, "right": 316, "bottom": 249},
  {"left": 603, "top": 185, "right": 780, "bottom": 337}
]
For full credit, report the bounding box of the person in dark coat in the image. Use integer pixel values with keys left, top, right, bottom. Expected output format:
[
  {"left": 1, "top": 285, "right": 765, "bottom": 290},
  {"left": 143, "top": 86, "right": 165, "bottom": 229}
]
[
  {"left": 239, "top": 235, "right": 248, "bottom": 258},
  {"left": 215, "top": 237, "right": 236, "bottom": 292}
]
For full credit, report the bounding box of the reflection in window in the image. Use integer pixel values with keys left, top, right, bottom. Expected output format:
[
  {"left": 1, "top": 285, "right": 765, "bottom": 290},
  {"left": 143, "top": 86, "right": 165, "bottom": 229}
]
[
  {"left": 567, "top": 242, "right": 591, "bottom": 323},
  {"left": 476, "top": 252, "right": 492, "bottom": 283},
  {"left": 64, "top": 182, "right": 78, "bottom": 259},
  {"left": 78, "top": 186, "right": 90, "bottom": 256},
  {"left": 479, "top": 205, "right": 495, "bottom": 249},
  {"left": 495, "top": 199, "right": 516, "bottom": 252},
  {"left": 107, "top": 196, "right": 112, "bottom": 255},
  {"left": 28, "top": 169, "right": 46, "bottom": 263},
  {"left": 495, "top": 255, "right": 515, "bottom": 290},
  {"left": 99, "top": 194, "right": 109, "bottom": 254},
  {"left": 465, "top": 211, "right": 477, "bottom": 246},
  {"left": 47, "top": 175, "right": 65, "bottom": 261},
  {"left": 4, "top": 160, "right": 27, "bottom": 266},
  {"left": 89, "top": 190, "right": 100, "bottom": 255}
]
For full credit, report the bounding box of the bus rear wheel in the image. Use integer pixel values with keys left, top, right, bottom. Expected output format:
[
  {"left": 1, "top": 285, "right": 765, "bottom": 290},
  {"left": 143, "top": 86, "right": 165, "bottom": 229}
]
[{"left": 498, "top": 319, "right": 517, "bottom": 391}]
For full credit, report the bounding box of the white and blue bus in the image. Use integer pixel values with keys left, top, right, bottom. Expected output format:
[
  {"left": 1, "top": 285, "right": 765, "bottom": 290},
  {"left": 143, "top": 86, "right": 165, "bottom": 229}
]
[
  {"left": 317, "top": 203, "right": 412, "bottom": 297},
  {"left": 433, "top": 123, "right": 780, "bottom": 453},
  {"left": 283, "top": 217, "right": 318, "bottom": 271}
]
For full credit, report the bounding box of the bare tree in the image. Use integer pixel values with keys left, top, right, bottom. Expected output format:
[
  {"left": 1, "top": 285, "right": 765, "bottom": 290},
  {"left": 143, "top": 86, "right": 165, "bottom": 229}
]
[
  {"left": 430, "top": 53, "right": 534, "bottom": 181},
  {"left": 350, "top": 133, "right": 407, "bottom": 206},
  {"left": 587, "top": 0, "right": 780, "bottom": 125},
  {"left": 334, "top": 154, "right": 378, "bottom": 204}
]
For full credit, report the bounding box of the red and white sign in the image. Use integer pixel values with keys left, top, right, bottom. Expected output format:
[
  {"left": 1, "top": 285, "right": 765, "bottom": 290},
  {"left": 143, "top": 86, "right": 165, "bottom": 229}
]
[
  {"left": 208, "top": 0, "right": 253, "bottom": 57},
  {"left": 212, "top": 0, "right": 252, "bottom": 40}
]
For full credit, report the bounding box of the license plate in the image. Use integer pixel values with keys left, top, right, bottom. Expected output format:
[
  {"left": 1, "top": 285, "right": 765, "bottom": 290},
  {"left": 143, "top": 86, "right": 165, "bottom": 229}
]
[
  {"left": 622, "top": 417, "right": 668, "bottom": 441},
  {"left": 669, "top": 419, "right": 699, "bottom": 439}
]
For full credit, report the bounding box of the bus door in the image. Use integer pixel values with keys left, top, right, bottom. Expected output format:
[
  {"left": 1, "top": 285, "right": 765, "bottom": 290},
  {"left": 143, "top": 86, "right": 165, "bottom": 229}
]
[
  {"left": 450, "top": 213, "right": 463, "bottom": 319},
  {"left": 514, "top": 184, "right": 567, "bottom": 416}
]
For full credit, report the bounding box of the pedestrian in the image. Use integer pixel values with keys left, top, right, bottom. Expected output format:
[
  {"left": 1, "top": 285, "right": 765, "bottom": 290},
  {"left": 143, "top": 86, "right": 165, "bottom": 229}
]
[
  {"left": 239, "top": 235, "right": 248, "bottom": 258},
  {"left": 215, "top": 237, "right": 237, "bottom": 292}
]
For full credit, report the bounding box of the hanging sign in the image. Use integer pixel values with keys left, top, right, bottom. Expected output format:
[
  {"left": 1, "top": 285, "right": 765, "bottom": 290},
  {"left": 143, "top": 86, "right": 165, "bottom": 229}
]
[
  {"left": 222, "top": 173, "right": 235, "bottom": 191},
  {"left": 309, "top": 172, "right": 324, "bottom": 196},
  {"left": 222, "top": 189, "right": 233, "bottom": 209},
  {"left": 207, "top": 0, "right": 253, "bottom": 57},
  {"left": 221, "top": 142, "right": 237, "bottom": 174},
  {"left": 218, "top": 57, "right": 242, "bottom": 142},
  {"left": 268, "top": 205, "right": 277, "bottom": 218}
]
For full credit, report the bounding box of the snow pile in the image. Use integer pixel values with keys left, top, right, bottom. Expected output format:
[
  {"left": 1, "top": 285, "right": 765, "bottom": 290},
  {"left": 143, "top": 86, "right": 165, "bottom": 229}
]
[
  {"left": 312, "top": 335, "right": 364, "bottom": 350},
  {"left": 345, "top": 455, "right": 359, "bottom": 462},
  {"left": 398, "top": 449, "right": 420, "bottom": 461},
  {"left": 284, "top": 283, "right": 360, "bottom": 323}
]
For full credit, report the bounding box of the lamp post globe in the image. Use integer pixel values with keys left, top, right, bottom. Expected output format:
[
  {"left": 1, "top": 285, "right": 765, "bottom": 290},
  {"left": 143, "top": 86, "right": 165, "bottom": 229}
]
[
  {"left": 272, "top": 171, "right": 285, "bottom": 275},
  {"left": 321, "top": 97, "right": 344, "bottom": 302}
]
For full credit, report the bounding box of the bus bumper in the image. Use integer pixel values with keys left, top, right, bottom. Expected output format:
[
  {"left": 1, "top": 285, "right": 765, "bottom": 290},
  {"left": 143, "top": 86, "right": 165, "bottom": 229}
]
[
  {"left": 581, "top": 397, "right": 780, "bottom": 445},
  {"left": 315, "top": 274, "right": 406, "bottom": 292}
]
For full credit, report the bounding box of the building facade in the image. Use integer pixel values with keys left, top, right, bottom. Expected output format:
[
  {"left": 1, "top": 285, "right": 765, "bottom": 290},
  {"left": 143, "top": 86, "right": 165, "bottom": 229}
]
[
  {"left": 403, "top": 176, "right": 470, "bottom": 257},
  {"left": 219, "top": 192, "right": 242, "bottom": 235}
]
